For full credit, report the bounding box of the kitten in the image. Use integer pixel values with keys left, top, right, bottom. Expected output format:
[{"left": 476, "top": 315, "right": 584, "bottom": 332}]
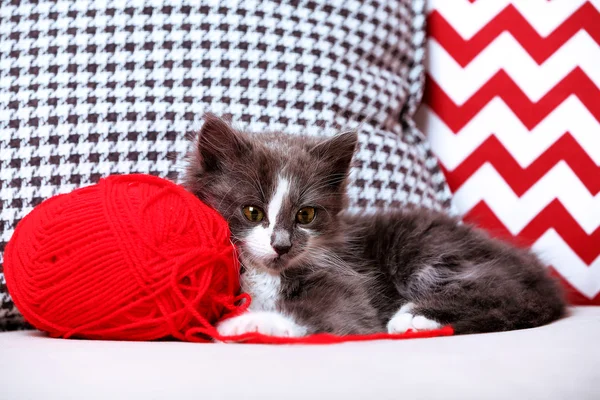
[{"left": 183, "top": 114, "right": 566, "bottom": 336}]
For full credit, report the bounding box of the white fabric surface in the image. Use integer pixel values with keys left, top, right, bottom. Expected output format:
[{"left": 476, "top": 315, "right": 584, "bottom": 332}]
[{"left": 1, "top": 307, "right": 599, "bottom": 400}]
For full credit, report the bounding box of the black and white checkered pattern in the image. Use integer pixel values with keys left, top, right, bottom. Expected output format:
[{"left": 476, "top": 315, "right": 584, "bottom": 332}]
[{"left": 0, "top": 0, "right": 452, "bottom": 329}]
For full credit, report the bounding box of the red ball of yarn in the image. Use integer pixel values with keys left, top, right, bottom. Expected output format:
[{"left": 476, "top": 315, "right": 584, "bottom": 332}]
[{"left": 4, "top": 174, "right": 246, "bottom": 341}]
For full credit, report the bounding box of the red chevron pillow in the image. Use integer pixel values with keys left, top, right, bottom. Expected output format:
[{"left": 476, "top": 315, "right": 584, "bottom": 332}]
[{"left": 418, "top": 0, "right": 600, "bottom": 304}]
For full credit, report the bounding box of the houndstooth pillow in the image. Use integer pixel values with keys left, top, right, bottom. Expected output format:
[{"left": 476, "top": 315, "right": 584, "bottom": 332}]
[{"left": 0, "top": 0, "right": 452, "bottom": 330}]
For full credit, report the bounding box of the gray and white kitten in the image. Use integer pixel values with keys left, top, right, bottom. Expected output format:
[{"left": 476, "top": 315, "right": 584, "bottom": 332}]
[{"left": 183, "top": 114, "right": 566, "bottom": 336}]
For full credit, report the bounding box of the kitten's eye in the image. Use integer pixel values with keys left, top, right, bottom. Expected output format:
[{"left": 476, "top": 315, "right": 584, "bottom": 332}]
[
  {"left": 242, "top": 206, "right": 264, "bottom": 223},
  {"left": 296, "top": 207, "right": 316, "bottom": 224}
]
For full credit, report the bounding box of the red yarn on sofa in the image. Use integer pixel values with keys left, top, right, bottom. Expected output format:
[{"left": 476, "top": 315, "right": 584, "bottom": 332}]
[
  {"left": 5, "top": 173, "right": 453, "bottom": 344},
  {"left": 4, "top": 174, "right": 247, "bottom": 341}
]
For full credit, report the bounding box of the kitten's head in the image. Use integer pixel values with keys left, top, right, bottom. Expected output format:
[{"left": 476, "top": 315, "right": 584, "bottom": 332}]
[{"left": 183, "top": 114, "right": 357, "bottom": 272}]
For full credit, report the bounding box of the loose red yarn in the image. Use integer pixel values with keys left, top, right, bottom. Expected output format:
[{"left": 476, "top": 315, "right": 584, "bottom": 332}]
[
  {"left": 4, "top": 174, "right": 247, "bottom": 341},
  {"left": 214, "top": 326, "right": 454, "bottom": 345}
]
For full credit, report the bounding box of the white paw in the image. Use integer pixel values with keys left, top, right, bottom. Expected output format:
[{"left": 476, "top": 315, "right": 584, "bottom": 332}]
[
  {"left": 387, "top": 312, "right": 414, "bottom": 334},
  {"left": 387, "top": 303, "right": 441, "bottom": 334},
  {"left": 216, "top": 311, "right": 307, "bottom": 337},
  {"left": 411, "top": 315, "right": 442, "bottom": 331}
]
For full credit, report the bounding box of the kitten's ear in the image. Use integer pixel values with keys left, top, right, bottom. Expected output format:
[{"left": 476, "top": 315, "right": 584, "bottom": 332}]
[
  {"left": 309, "top": 131, "right": 358, "bottom": 185},
  {"left": 196, "top": 113, "right": 252, "bottom": 172}
]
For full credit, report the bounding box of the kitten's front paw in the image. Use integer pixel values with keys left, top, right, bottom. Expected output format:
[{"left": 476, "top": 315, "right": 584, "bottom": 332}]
[
  {"left": 217, "top": 311, "right": 307, "bottom": 337},
  {"left": 387, "top": 312, "right": 415, "bottom": 334},
  {"left": 387, "top": 303, "right": 441, "bottom": 334},
  {"left": 411, "top": 315, "right": 442, "bottom": 331}
]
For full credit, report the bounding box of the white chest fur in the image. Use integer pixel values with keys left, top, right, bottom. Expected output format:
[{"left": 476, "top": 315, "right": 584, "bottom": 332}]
[{"left": 240, "top": 268, "right": 282, "bottom": 312}]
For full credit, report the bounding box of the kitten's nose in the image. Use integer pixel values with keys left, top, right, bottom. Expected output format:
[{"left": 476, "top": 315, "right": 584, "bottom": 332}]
[
  {"left": 272, "top": 243, "right": 292, "bottom": 256},
  {"left": 271, "top": 230, "right": 292, "bottom": 256}
]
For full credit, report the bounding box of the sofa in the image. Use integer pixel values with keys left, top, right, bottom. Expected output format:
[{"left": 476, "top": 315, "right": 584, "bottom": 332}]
[{"left": 1, "top": 307, "right": 599, "bottom": 399}]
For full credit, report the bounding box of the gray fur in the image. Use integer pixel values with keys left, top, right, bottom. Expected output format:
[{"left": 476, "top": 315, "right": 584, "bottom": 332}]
[{"left": 183, "top": 114, "right": 566, "bottom": 335}]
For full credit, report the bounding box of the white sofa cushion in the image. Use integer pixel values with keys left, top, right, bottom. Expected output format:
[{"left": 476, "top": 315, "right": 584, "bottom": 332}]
[{"left": 1, "top": 306, "right": 599, "bottom": 400}]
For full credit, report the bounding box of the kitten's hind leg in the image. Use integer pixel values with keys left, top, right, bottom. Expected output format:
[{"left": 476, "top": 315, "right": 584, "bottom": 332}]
[
  {"left": 386, "top": 302, "right": 442, "bottom": 334},
  {"left": 402, "top": 273, "right": 565, "bottom": 335}
]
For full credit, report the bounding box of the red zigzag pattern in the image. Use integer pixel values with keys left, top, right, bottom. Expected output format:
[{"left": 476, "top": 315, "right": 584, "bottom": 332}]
[
  {"left": 424, "top": 68, "right": 600, "bottom": 133},
  {"left": 441, "top": 134, "right": 600, "bottom": 196},
  {"left": 428, "top": 2, "right": 600, "bottom": 67},
  {"left": 423, "top": 1, "right": 600, "bottom": 303}
]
